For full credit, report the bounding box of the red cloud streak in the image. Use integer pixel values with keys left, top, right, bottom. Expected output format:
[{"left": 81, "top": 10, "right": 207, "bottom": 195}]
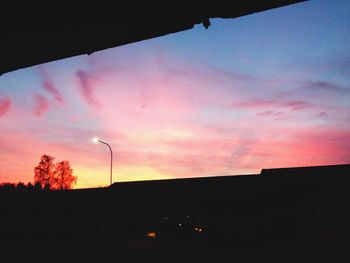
[
  {"left": 34, "top": 94, "right": 49, "bottom": 116},
  {"left": 0, "top": 97, "right": 11, "bottom": 117}
]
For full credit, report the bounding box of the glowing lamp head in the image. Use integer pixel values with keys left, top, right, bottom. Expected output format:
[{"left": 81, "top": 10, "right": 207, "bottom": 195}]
[{"left": 92, "top": 137, "right": 99, "bottom": 144}]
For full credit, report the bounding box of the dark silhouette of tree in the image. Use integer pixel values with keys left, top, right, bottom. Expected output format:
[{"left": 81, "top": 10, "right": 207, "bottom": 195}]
[
  {"left": 0, "top": 183, "right": 16, "bottom": 189},
  {"left": 34, "top": 154, "right": 55, "bottom": 189},
  {"left": 53, "top": 160, "right": 77, "bottom": 190},
  {"left": 34, "top": 182, "right": 43, "bottom": 191},
  {"left": 16, "top": 182, "right": 26, "bottom": 190},
  {"left": 34, "top": 154, "right": 77, "bottom": 190}
]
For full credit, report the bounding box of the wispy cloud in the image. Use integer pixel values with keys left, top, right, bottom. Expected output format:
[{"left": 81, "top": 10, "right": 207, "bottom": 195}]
[
  {"left": 43, "top": 80, "right": 64, "bottom": 104},
  {"left": 304, "top": 81, "right": 349, "bottom": 94},
  {"left": 0, "top": 97, "right": 11, "bottom": 117},
  {"left": 33, "top": 94, "right": 49, "bottom": 117},
  {"left": 317, "top": 111, "right": 327, "bottom": 117},
  {"left": 75, "top": 70, "right": 100, "bottom": 108},
  {"left": 38, "top": 66, "right": 65, "bottom": 104},
  {"left": 256, "top": 110, "right": 284, "bottom": 117},
  {"left": 286, "top": 100, "right": 312, "bottom": 111},
  {"left": 232, "top": 98, "right": 313, "bottom": 111},
  {"left": 333, "top": 56, "right": 350, "bottom": 74}
]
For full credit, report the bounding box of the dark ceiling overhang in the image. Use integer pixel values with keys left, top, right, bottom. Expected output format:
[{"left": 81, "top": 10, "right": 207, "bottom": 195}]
[{"left": 0, "top": 1, "right": 306, "bottom": 76}]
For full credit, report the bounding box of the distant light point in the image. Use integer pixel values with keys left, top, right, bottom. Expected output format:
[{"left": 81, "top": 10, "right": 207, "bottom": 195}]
[{"left": 146, "top": 232, "right": 156, "bottom": 238}]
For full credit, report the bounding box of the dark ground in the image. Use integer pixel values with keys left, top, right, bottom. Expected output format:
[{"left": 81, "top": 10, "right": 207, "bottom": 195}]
[{"left": 1, "top": 164, "right": 350, "bottom": 262}]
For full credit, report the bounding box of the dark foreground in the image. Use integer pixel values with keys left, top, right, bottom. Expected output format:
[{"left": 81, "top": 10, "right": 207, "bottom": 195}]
[{"left": 1, "top": 164, "right": 350, "bottom": 262}]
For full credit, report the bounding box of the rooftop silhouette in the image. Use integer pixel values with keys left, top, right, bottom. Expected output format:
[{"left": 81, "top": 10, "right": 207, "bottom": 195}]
[{"left": 0, "top": 1, "right": 305, "bottom": 75}]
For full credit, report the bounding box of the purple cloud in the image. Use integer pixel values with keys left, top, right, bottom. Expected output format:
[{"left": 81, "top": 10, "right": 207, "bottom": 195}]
[
  {"left": 34, "top": 94, "right": 49, "bottom": 117},
  {"left": 0, "top": 97, "right": 11, "bottom": 117},
  {"left": 256, "top": 110, "right": 284, "bottom": 117},
  {"left": 285, "top": 100, "right": 311, "bottom": 111},
  {"left": 75, "top": 70, "right": 100, "bottom": 108},
  {"left": 304, "top": 81, "right": 349, "bottom": 94},
  {"left": 43, "top": 80, "right": 64, "bottom": 104},
  {"left": 324, "top": 56, "right": 350, "bottom": 75}
]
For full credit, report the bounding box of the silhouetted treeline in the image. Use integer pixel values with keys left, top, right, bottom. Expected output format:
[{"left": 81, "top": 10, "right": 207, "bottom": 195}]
[
  {"left": 0, "top": 181, "right": 63, "bottom": 191},
  {"left": 0, "top": 182, "right": 49, "bottom": 191}
]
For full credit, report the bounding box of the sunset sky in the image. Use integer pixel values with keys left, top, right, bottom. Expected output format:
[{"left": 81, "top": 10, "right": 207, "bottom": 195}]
[{"left": 1, "top": 0, "right": 350, "bottom": 188}]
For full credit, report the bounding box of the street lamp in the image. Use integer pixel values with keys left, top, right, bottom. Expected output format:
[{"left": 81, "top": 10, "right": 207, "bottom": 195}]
[{"left": 93, "top": 137, "right": 113, "bottom": 186}]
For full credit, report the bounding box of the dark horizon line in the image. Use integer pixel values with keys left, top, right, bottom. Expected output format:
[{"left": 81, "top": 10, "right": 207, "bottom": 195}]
[{"left": 71, "top": 162, "right": 350, "bottom": 191}]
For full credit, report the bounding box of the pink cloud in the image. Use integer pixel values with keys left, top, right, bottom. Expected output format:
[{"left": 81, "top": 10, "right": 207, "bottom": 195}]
[
  {"left": 34, "top": 94, "right": 49, "bottom": 117},
  {"left": 70, "top": 58, "right": 348, "bottom": 178},
  {"left": 0, "top": 133, "right": 36, "bottom": 183},
  {"left": 68, "top": 55, "right": 350, "bottom": 183},
  {"left": 0, "top": 97, "right": 11, "bottom": 117},
  {"left": 75, "top": 70, "right": 101, "bottom": 108},
  {"left": 242, "top": 126, "right": 350, "bottom": 168},
  {"left": 145, "top": 125, "right": 350, "bottom": 176},
  {"left": 2, "top": 119, "right": 348, "bottom": 187}
]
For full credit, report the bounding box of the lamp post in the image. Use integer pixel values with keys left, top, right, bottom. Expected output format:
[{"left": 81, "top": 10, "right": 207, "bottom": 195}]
[{"left": 93, "top": 137, "right": 113, "bottom": 186}]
